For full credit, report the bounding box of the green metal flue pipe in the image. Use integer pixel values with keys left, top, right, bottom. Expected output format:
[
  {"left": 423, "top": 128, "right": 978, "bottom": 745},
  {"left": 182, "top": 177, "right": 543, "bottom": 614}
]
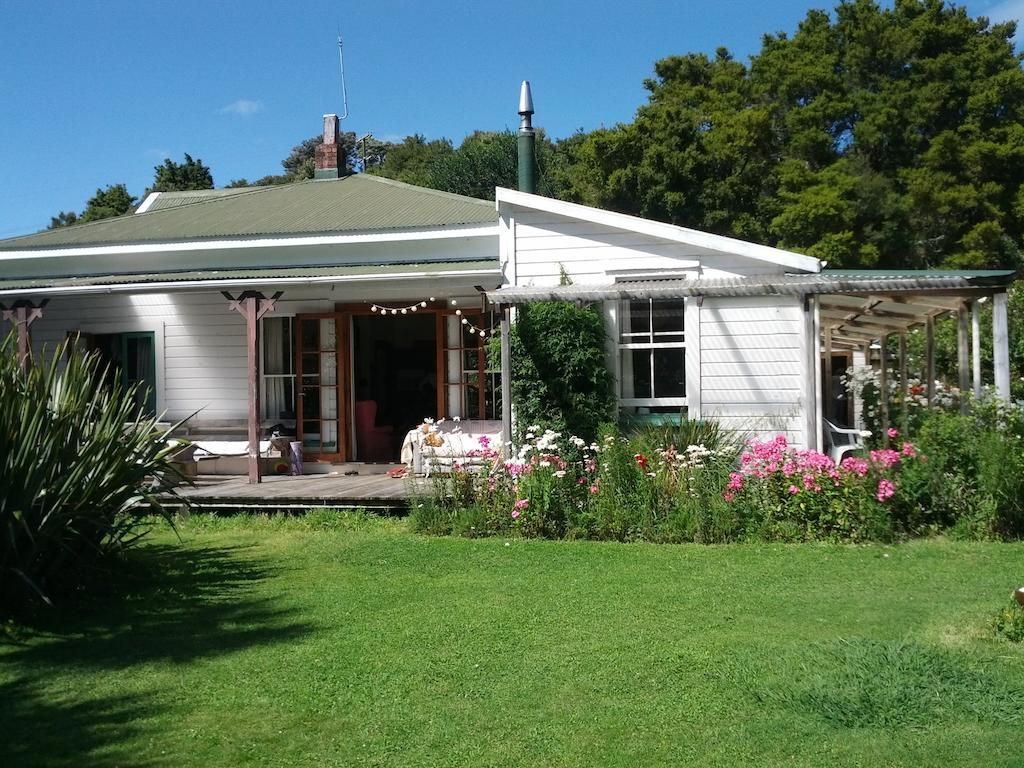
[{"left": 517, "top": 80, "right": 536, "bottom": 194}]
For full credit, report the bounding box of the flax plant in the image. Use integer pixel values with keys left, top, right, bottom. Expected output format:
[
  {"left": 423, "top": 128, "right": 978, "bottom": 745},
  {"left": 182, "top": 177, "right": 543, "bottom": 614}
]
[{"left": 0, "top": 335, "right": 185, "bottom": 608}]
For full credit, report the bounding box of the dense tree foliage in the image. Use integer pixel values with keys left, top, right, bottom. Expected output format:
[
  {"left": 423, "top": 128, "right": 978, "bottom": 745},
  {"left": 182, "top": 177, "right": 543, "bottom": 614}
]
[
  {"left": 561, "top": 0, "right": 1024, "bottom": 271},
  {"left": 149, "top": 153, "right": 214, "bottom": 193},
  {"left": 369, "top": 129, "right": 566, "bottom": 201},
  {"left": 47, "top": 210, "right": 78, "bottom": 229},
  {"left": 80, "top": 184, "right": 136, "bottom": 223},
  {"left": 369, "top": 134, "right": 455, "bottom": 187}
]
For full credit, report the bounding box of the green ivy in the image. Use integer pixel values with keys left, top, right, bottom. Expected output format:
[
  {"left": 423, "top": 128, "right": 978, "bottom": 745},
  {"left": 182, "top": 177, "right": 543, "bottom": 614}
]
[{"left": 502, "top": 301, "right": 616, "bottom": 443}]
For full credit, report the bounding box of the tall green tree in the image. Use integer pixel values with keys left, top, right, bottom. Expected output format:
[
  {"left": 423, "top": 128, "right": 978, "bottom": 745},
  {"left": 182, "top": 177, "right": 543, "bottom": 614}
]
[
  {"left": 47, "top": 211, "right": 78, "bottom": 229},
  {"left": 369, "top": 130, "right": 567, "bottom": 201},
  {"left": 149, "top": 153, "right": 214, "bottom": 193},
  {"left": 562, "top": 0, "right": 1024, "bottom": 270},
  {"left": 80, "top": 184, "right": 136, "bottom": 223}
]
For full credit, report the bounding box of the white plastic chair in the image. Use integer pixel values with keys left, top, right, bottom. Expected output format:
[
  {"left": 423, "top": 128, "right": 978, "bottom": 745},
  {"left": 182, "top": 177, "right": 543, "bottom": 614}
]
[{"left": 823, "top": 419, "right": 868, "bottom": 464}]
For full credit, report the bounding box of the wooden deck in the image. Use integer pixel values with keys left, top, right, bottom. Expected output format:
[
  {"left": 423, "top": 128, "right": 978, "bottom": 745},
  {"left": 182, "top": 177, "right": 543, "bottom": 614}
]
[{"left": 171, "top": 471, "right": 428, "bottom": 512}]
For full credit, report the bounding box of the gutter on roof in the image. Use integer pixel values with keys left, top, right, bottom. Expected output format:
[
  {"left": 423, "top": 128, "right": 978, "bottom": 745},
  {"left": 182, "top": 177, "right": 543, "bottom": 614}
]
[
  {"left": 0, "top": 223, "right": 500, "bottom": 258},
  {"left": 0, "top": 265, "right": 503, "bottom": 299}
]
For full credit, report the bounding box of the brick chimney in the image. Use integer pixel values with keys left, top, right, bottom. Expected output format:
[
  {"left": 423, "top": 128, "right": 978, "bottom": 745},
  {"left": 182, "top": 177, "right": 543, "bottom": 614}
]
[{"left": 314, "top": 114, "right": 342, "bottom": 179}]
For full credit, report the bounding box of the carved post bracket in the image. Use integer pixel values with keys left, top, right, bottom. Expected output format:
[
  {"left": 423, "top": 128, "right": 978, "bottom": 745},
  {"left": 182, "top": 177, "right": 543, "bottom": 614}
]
[{"left": 1, "top": 298, "right": 49, "bottom": 372}]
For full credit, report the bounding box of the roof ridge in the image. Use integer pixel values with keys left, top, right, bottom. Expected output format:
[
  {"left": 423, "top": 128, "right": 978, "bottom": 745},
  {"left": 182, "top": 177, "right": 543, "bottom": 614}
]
[{"left": 351, "top": 173, "right": 495, "bottom": 208}]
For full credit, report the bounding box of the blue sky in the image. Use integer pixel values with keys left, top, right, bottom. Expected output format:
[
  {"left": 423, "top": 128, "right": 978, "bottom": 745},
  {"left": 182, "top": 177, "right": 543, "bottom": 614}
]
[{"left": 1, "top": 0, "right": 1021, "bottom": 238}]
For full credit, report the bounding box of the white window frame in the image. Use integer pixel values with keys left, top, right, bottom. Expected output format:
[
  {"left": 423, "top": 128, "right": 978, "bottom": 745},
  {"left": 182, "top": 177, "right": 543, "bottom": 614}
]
[{"left": 617, "top": 298, "right": 688, "bottom": 409}]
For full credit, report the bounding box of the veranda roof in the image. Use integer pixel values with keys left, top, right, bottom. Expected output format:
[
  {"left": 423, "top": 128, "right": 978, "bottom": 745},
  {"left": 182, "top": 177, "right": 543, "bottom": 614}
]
[
  {"left": 485, "top": 270, "right": 1015, "bottom": 305},
  {"left": 486, "top": 269, "right": 1017, "bottom": 346}
]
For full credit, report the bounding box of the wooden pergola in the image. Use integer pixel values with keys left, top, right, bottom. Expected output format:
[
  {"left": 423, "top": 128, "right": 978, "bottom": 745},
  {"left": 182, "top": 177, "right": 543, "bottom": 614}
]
[
  {"left": 818, "top": 278, "right": 1013, "bottom": 433},
  {"left": 488, "top": 269, "right": 1017, "bottom": 451}
]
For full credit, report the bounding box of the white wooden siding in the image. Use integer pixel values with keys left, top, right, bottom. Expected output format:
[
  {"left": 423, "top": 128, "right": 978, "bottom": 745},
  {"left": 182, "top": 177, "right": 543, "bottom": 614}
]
[
  {"left": 508, "top": 210, "right": 788, "bottom": 285},
  {"left": 699, "top": 296, "right": 808, "bottom": 447},
  {"left": 25, "top": 280, "right": 491, "bottom": 427},
  {"left": 30, "top": 292, "right": 249, "bottom": 423}
]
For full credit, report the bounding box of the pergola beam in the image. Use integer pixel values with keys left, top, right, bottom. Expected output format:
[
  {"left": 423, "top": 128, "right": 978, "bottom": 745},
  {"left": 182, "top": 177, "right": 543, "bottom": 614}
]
[{"left": 820, "top": 309, "right": 919, "bottom": 329}]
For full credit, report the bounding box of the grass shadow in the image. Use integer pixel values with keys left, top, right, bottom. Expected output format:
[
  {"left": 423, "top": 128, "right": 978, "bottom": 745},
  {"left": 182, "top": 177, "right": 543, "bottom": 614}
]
[
  {"left": 0, "top": 677, "right": 159, "bottom": 768},
  {"left": 0, "top": 542, "right": 313, "bottom": 766}
]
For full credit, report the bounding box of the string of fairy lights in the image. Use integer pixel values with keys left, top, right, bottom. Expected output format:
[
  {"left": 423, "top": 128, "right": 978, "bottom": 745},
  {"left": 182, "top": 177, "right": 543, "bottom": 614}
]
[{"left": 368, "top": 297, "right": 491, "bottom": 338}]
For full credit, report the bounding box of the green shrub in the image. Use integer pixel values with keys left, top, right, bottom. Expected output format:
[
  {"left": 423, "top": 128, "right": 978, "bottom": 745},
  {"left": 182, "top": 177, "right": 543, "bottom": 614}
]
[
  {"left": 505, "top": 301, "right": 615, "bottom": 443},
  {"left": 0, "top": 336, "right": 183, "bottom": 609},
  {"left": 898, "top": 404, "right": 1024, "bottom": 539},
  {"left": 993, "top": 600, "right": 1024, "bottom": 643}
]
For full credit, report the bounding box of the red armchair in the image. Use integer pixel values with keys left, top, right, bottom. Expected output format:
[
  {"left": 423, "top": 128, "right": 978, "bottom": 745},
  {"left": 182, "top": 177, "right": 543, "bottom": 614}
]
[{"left": 354, "top": 400, "right": 394, "bottom": 462}]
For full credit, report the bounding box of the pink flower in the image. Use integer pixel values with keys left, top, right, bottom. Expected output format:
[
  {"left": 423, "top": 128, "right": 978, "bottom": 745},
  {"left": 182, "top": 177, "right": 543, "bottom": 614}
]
[
  {"left": 727, "top": 472, "right": 744, "bottom": 490},
  {"left": 589, "top": 484, "right": 599, "bottom": 495},
  {"left": 901, "top": 442, "right": 917, "bottom": 458},
  {"left": 840, "top": 456, "right": 869, "bottom": 477},
  {"left": 869, "top": 449, "right": 901, "bottom": 469},
  {"left": 876, "top": 479, "right": 895, "bottom": 502},
  {"left": 788, "top": 485, "right": 799, "bottom": 495},
  {"left": 887, "top": 428, "right": 899, "bottom": 439},
  {"left": 511, "top": 509, "right": 521, "bottom": 520},
  {"left": 514, "top": 498, "right": 529, "bottom": 510},
  {"left": 723, "top": 491, "right": 735, "bottom": 502}
]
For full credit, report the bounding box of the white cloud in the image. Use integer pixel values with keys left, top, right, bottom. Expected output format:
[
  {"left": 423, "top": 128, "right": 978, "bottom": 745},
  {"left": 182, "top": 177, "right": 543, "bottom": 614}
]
[{"left": 218, "top": 99, "right": 264, "bottom": 117}]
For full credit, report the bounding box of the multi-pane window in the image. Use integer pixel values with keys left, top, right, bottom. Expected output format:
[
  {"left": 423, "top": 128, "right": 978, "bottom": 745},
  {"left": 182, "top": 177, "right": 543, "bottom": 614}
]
[
  {"left": 618, "top": 298, "right": 686, "bottom": 412},
  {"left": 443, "top": 312, "right": 500, "bottom": 420},
  {"left": 261, "top": 316, "right": 296, "bottom": 423}
]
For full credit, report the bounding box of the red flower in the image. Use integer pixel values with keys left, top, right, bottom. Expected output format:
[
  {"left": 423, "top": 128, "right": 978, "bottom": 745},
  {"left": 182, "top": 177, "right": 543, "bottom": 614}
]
[{"left": 634, "top": 453, "right": 648, "bottom": 470}]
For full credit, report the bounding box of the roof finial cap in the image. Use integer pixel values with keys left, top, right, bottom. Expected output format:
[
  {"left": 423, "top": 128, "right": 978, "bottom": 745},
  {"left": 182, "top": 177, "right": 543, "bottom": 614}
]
[{"left": 518, "top": 81, "right": 534, "bottom": 116}]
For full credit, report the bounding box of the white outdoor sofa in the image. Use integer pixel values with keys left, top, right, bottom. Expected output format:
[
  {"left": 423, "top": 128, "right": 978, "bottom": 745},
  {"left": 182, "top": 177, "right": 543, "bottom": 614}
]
[{"left": 402, "top": 420, "right": 503, "bottom": 475}]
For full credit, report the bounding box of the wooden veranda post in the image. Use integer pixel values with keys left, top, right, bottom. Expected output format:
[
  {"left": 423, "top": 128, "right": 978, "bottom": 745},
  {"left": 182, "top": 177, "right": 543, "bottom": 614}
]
[
  {"left": 879, "top": 333, "right": 890, "bottom": 445},
  {"left": 500, "top": 305, "right": 513, "bottom": 453},
  {"left": 957, "top": 303, "right": 970, "bottom": 413},
  {"left": 993, "top": 290, "right": 1011, "bottom": 401},
  {"left": 823, "top": 325, "right": 833, "bottom": 422},
  {"left": 1, "top": 299, "right": 47, "bottom": 374},
  {"left": 224, "top": 291, "right": 282, "bottom": 484},
  {"left": 898, "top": 332, "right": 908, "bottom": 434},
  {"left": 925, "top": 316, "right": 936, "bottom": 410},
  {"left": 971, "top": 300, "right": 982, "bottom": 398}
]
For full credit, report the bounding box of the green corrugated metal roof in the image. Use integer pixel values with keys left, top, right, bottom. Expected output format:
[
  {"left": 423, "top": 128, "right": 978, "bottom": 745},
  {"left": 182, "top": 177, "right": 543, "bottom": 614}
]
[
  {"left": 823, "top": 269, "right": 1017, "bottom": 279},
  {"left": 0, "top": 175, "right": 497, "bottom": 250},
  {"left": 0, "top": 259, "right": 501, "bottom": 293},
  {"left": 144, "top": 188, "right": 255, "bottom": 211}
]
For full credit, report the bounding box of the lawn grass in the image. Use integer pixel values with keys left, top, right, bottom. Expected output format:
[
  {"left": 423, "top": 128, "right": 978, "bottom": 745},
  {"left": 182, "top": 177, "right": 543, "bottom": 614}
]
[{"left": 2, "top": 511, "right": 1023, "bottom": 767}]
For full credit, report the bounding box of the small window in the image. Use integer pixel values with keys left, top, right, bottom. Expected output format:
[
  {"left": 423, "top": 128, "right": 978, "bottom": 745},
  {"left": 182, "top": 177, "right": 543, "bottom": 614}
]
[
  {"left": 618, "top": 299, "right": 686, "bottom": 412},
  {"left": 87, "top": 331, "right": 157, "bottom": 416}
]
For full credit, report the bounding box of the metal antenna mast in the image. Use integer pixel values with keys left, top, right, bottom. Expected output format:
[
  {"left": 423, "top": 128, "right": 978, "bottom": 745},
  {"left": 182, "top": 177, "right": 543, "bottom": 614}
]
[{"left": 337, "top": 29, "right": 349, "bottom": 121}]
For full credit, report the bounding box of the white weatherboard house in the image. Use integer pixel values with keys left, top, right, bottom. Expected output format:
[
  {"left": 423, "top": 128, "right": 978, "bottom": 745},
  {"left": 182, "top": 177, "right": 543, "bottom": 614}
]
[{"left": 0, "top": 112, "right": 1015, "bottom": 482}]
